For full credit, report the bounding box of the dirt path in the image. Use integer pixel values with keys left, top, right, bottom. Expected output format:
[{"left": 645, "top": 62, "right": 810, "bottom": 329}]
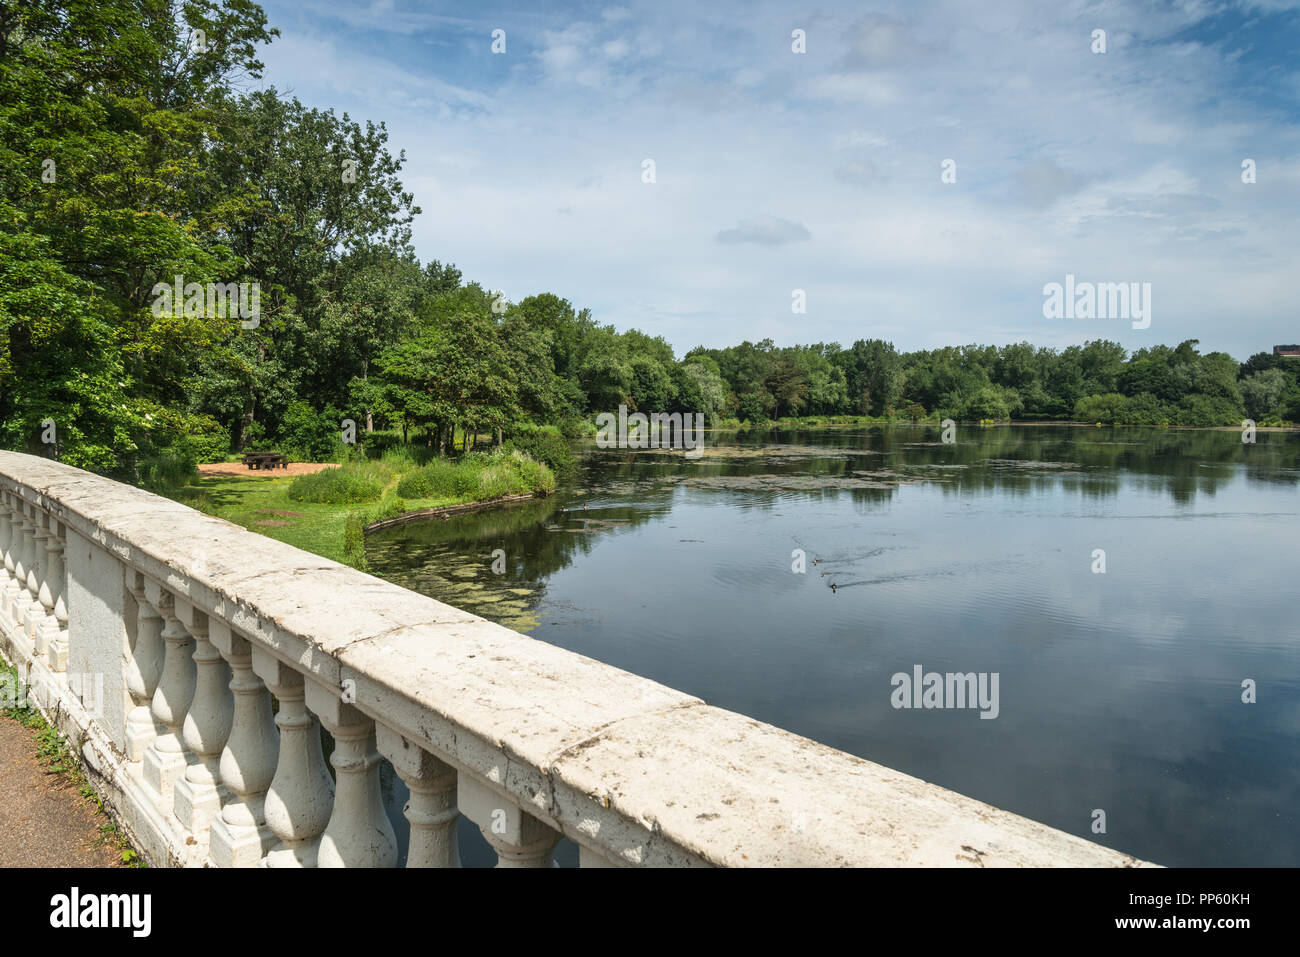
[
  {"left": 198, "top": 461, "right": 338, "bottom": 478},
  {"left": 0, "top": 716, "right": 123, "bottom": 867}
]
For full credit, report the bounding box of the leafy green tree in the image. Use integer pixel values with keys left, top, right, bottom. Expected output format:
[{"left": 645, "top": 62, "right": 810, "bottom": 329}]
[
  {"left": 961, "top": 386, "right": 1014, "bottom": 421},
  {"left": 838, "top": 339, "right": 903, "bottom": 415},
  {"left": 763, "top": 354, "right": 808, "bottom": 417},
  {"left": 1240, "top": 368, "right": 1289, "bottom": 420},
  {"left": 1073, "top": 393, "right": 1126, "bottom": 424},
  {"left": 792, "top": 345, "right": 847, "bottom": 414},
  {"left": 679, "top": 360, "right": 730, "bottom": 421},
  {"left": 195, "top": 89, "right": 421, "bottom": 445},
  {"left": 737, "top": 393, "right": 768, "bottom": 424},
  {"left": 0, "top": 0, "right": 277, "bottom": 472},
  {"left": 511, "top": 293, "right": 594, "bottom": 383},
  {"left": 577, "top": 326, "right": 633, "bottom": 411},
  {"left": 629, "top": 355, "right": 676, "bottom": 412}
]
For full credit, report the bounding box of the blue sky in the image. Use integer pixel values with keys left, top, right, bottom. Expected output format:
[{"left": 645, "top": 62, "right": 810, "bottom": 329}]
[{"left": 252, "top": 0, "right": 1300, "bottom": 360}]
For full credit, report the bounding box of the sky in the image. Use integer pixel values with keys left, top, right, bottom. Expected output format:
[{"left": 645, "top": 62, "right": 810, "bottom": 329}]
[{"left": 250, "top": 0, "right": 1300, "bottom": 361}]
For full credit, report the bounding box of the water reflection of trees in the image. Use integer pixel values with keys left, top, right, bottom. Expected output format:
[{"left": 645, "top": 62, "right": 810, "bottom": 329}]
[
  {"left": 682, "top": 426, "right": 1300, "bottom": 506},
  {"left": 369, "top": 427, "right": 1299, "bottom": 622},
  {"left": 364, "top": 481, "right": 667, "bottom": 629}
]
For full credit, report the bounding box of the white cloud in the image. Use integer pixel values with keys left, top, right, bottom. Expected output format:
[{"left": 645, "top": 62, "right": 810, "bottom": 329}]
[
  {"left": 833, "top": 161, "right": 882, "bottom": 186},
  {"left": 253, "top": 0, "right": 1300, "bottom": 357},
  {"left": 1014, "top": 161, "right": 1088, "bottom": 208},
  {"left": 839, "top": 14, "right": 910, "bottom": 67},
  {"left": 804, "top": 72, "right": 899, "bottom": 105},
  {"left": 602, "top": 39, "right": 631, "bottom": 60},
  {"left": 715, "top": 216, "right": 813, "bottom": 246}
]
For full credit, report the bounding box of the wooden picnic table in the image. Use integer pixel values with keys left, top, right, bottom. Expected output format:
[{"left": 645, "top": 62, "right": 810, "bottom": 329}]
[{"left": 241, "top": 451, "right": 288, "bottom": 470}]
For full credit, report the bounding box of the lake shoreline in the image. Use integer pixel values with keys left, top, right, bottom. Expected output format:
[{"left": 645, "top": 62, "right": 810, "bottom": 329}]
[
  {"left": 365, "top": 423, "right": 1300, "bottom": 867},
  {"left": 362, "top": 492, "right": 543, "bottom": 534},
  {"left": 719, "top": 419, "right": 1298, "bottom": 432}
]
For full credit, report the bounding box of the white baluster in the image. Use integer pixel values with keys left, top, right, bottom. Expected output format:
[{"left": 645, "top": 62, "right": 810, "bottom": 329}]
[
  {"left": 457, "top": 776, "right": 561, "bottom": 867},
  {"left": 8, "top": 500, "right": 32, "bottom": 648},
  {"left": 3, "top": 492, "right": 21, "bottom": 625},
  {"left": 24, "top": 502, "right": 47, "bottom": 642},
  {"left": 173, "top": 601, "right": 233, "bottom": 841},
  {"left": 375, "top": 725, "right": 461, "bottom": 868},
  {"left": 141, "top": 586, "right": 196, "bottom": 813},
  {"left": 308, "top": 677, "right": 397, "bottom": 867},
  {"left": 39, "top": 512, "right": 67, "bottom": 672},
  {"left": 0, "top": 492, "right": 17, "bottom": 628},
  {"left": 256, "top": 651, "right": 333, "bottom": 867},
  {"left": 0, "top": 492, "right": 13, "bottom": 615},
  {"left": 123, "top": 572, "right": 164, "bottom": 766},
  {"left": 208, "top": 622, "right": 279, "bottom": 867}
]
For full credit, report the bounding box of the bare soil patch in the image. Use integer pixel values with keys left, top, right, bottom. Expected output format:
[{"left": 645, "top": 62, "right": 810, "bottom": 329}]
[
  {"left": 199, "top": 461, "right": 338, "bottom": 478},
  {"left": 0, "top": 716, "right": 123, "bottom": 867}
]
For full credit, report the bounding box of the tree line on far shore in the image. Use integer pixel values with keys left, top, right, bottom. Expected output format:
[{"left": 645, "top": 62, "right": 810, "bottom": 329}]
[{"left": 2, "top": 2, "right": 1295, "bottom": 482}]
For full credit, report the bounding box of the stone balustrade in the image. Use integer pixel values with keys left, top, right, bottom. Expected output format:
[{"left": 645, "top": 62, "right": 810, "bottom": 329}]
[{"left": 0, "top": 451, "right": 1155, "bottom": 867}]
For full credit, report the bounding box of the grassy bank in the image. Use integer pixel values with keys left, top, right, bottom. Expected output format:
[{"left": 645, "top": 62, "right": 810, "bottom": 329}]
[{"left": 163, "top": 445, "right": 555, "bottom": 568}]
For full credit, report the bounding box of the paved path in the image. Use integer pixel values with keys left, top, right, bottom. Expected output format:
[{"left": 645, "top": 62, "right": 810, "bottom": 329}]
[{"left": 0, "top": 715, "right": 123, "bottom": 867}]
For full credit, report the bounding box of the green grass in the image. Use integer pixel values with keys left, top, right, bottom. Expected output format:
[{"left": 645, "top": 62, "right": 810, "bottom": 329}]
[
  {"left": 394, "top": 458, "right": 471, "bottom": 498},
  {"left": 287, "top": 460, "right": 395, "bottom": 504},
  {"left": 393, "top": 450, "right": 554, "bottom": 500},
  {"left": 169, "top": 474, "right": 363, "bottom": 562},
  {"left": 165, "top": 446, "right": 555, "bottom": 567}
]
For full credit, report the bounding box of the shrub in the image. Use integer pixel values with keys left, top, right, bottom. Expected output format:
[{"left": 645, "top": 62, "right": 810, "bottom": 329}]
[
  {"left": 279, "top": 401, "right": 349, "bottom": 462},
  {"left": 136, "top": 411, "right": 229, "bottom": 488},
  {"left": 240, "top": 420, "right": 274, "bottom": 452},
  {"left": 175, "top": 415, "right": 230, "bottom": 464},
  {"left": 737, "top": 393, "right": 767, "bottom": 424},
  {"left": 395, "top": 459, "right": 463, "bottom": 498},
  {"left": 287, "top": 463, "right": 388, "bottom": 504},
  {"left": 1174, "top": 394, "right": 1246, "bottom": 427},
  {"left": 395, "top": 450, "right": 555, "bottom": 501},
  {"left": 960, "top": 387, "right": 1012, "bottom": 421},
  {"left": 558, "top": 416, "right": 597, "bottom": 438},
  {"left": 505, "top": 451, "right": 556, "bottom": 495},
  {"left": 139, "top": 447, "right": 198, "bottom": 490},
  {"left": 1116, "top": 393, "right": 1171, "bottom": 426},
  {"left": 502, "top": 428, "right": 576, "bottom": 480},
  {"left": 1072, "top": 393, "right": 1126, "bottom": 424},
  {"left": 378, "top": 496, "right": 408, "bottom": 520},
  {"left": 343, "top": 511, "right": 367, "bottom": 569}
]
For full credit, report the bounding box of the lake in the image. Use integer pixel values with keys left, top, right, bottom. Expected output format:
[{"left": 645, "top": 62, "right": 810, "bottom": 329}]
[{"left": 366, "top": 424, "right": 1300, "bottom": 867}]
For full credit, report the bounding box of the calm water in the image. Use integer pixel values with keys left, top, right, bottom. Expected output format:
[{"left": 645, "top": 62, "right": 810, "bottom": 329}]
[{"left": 367, "top": 425, "right": 1300, "bottom": 867}]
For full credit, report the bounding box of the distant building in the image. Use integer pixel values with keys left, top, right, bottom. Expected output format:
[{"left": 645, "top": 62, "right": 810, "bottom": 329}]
[{"left": 1273, "top": 345, "right": 1300, "bottom": 357}]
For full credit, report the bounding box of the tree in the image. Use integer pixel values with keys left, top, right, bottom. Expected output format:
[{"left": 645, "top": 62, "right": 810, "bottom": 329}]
[
  {"left": 1240, "top": 368, "right": 1289, "bottom": 420},
  {"left": 194, "top": 88, "right": 421, "bottom": 445},
  {"left": 679, "top": 361, "right": 729, "bottom": 422},
  {"left": 737, "top": 393, "right": 768, "bottom": 424},
  {"left": 0, "top": 0, "right": 278, "bottom": 472},
  {"left": 763, "top": 354, "right": 808, "bottom": 417},
  {"left": 577, "top": 326, "right": 633, "bottom": 411},
  {"left": 839, "top": 339, "right": 903, "bottom": 415}
]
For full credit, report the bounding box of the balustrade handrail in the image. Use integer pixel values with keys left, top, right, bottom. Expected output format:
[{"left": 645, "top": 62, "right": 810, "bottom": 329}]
[{"left": 0, "top": 451, "right": 1155, "bottom": 867}]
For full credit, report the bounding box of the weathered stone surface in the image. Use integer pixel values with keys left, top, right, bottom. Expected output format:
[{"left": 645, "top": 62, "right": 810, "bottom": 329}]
[
  {"left": 0, "top": 451, "right": 1158, "bottom": 867},
  {"left": 547, "top": 704, "right": 1147, "bottom": 867}
]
